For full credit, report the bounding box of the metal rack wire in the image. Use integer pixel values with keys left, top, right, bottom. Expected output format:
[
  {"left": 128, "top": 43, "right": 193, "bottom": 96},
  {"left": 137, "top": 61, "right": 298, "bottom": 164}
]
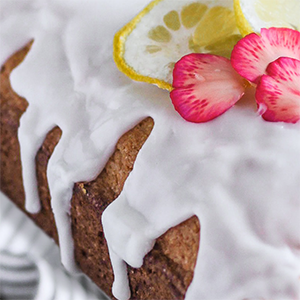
[{"left": 0, "top": 192, "right": 109, "bottom": 300}]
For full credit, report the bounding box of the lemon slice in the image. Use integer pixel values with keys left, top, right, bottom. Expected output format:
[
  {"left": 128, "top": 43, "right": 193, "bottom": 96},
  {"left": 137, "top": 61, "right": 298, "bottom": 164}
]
[
  {"left": 114, "top": 0, "right": 242, "bottom": 90},
  {"left": 234, "top": 0, "right": 300, "bottom": 36}
]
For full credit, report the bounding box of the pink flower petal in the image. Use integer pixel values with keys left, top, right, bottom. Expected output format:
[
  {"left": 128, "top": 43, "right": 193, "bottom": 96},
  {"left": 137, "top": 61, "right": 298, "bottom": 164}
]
[
  {"left": 231, "top": 28, "right": 300, "bottom": 84},
  {"left": 256, "top": 57, "right": 300, "bottom": 123},
  {"left": 171, "top": 53, "right": 245, "bottom": 123}
]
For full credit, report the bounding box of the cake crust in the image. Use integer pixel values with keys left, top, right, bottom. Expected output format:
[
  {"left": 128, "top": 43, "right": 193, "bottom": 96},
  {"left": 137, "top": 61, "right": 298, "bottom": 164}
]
[{"left": 0, "top": 44, "right": 200, "bottom": 299}]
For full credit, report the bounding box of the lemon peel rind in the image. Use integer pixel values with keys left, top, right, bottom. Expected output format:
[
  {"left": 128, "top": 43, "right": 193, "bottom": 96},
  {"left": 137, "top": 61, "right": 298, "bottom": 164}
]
[
  {"left": 233, "top": 0, "right": 254, "bottom": 36},
  {"left": 113, "top": 0, "right": 173, "bottom": 91}
]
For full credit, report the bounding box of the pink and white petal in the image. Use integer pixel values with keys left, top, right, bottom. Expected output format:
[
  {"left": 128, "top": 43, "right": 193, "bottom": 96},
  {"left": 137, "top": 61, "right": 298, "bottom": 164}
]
[
  {"left": 231, "top": 28, "right": 300, "bottom": 84},
  {"left": 173, "top": 53, "right": 244, "bottom": 88},
  {"left": 171, "top": 54, "right": 245, "bottom": 123},
  {"left": 265, "top": 55, "right": 300, "bottom": 83},
  {"left": 171, "top": 81, "right": 244, "bottom": 123},
  {"left": 256, "top": 57, "right": 300, "bottom": 123}
]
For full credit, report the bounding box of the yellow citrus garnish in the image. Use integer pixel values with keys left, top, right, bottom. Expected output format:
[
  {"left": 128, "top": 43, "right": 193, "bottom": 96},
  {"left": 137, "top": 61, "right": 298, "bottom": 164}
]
[
  {"left": 114, "top": 0, "right": 242, "bottom": 90},
  {"left": 234, "top": 0, "right": 300, "bottom": 36}
]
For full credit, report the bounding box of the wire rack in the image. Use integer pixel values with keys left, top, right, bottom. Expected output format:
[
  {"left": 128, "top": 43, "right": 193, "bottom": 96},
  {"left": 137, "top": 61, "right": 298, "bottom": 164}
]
[{"left": 0, "top": 192, "right": 110, "bottom": 300}]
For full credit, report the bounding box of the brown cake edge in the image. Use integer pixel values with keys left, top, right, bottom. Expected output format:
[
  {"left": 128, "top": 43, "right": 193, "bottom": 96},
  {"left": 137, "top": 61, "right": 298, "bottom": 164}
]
[{"left": 0, "top": 43, "right": 200, "bottom": 300}]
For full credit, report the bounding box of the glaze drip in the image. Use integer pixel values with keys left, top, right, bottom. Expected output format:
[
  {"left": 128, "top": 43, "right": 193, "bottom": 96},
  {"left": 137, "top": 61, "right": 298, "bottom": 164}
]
[{"left": 0, "top": 1, "right": 299, "bottom": 299}]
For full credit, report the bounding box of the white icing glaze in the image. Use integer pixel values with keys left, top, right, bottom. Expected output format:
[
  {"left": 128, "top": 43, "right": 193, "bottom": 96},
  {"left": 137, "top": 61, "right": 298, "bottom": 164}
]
[{"left": 0, "top": 1, "right": 299, "bottom": 300}]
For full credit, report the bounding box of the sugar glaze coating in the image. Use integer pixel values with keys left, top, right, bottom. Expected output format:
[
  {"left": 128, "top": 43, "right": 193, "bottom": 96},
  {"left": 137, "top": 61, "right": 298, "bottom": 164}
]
[{"left": 0, "top": 0, "right": 299, "bottom": 299}]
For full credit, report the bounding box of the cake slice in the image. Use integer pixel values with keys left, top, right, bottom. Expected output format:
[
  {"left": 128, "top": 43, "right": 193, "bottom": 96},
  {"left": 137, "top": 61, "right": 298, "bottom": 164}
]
[
  {"left": 0, "top": 43, "right": 200, "bottom": 299},
  {"left": 1, "top": 1, "right": 299, "bottom": 299}
]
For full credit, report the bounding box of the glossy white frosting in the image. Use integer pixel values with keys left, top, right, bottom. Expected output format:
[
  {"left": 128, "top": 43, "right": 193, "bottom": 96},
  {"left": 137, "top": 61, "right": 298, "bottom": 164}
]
[{"left": 0, "top": 1, "right": 299, "bottom": 299}]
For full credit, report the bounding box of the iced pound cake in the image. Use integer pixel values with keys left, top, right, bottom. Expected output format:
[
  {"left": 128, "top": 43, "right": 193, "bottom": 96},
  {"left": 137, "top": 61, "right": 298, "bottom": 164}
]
[{"left": 0, "top": 0, "right": 299, "bottom": 299}]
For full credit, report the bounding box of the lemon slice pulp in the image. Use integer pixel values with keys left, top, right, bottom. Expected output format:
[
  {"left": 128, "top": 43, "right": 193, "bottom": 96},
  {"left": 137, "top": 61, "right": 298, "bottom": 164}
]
[
  {"left": 234, "top": 0, "right": 300, "bottom": 36},
  {"left": 114, "top": 0, "right": 241, "bottom": 90}
]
